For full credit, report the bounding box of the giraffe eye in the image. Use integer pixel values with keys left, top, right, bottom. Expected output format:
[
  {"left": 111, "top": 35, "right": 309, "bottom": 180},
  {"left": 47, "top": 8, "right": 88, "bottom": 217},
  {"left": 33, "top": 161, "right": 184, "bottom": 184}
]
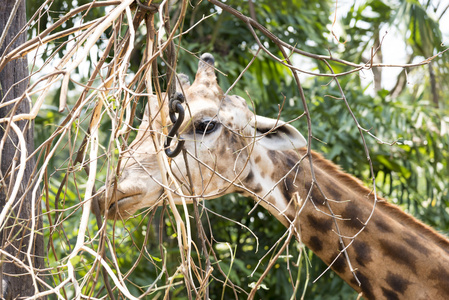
[{"left": 195, "top": 120, "right": 218, "bottom": 134}]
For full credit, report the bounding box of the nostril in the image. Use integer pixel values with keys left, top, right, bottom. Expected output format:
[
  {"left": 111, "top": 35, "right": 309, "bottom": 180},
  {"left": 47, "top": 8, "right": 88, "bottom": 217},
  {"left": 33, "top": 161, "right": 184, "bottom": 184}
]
[{"left": 108, "top": 201, "right": 116, "bottom": 211}]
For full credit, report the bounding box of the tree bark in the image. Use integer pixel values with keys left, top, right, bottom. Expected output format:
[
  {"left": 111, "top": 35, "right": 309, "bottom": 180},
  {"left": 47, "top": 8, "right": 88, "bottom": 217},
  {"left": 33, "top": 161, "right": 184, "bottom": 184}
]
[
  {"left": 0, "top": 0, "right": 45, "bottom": 298},
  {"left": 372, "top": 29, "right": 383, "bottom": 93},
  {"left": 428, "top": 62, "right": 439, "bottom": 108}
]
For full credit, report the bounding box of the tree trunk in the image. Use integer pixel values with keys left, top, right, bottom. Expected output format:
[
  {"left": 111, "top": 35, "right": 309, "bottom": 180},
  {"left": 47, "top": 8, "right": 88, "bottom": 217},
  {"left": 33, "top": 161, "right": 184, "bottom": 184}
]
[
  {"left": 0, "top": 0, "right": 45, "bottom": 298},
  {"left": 372, "top": 29, "right": 383, "bottom": 93},
  {"left": 428, "top": 62, "right": 439, "bottom": 108}
]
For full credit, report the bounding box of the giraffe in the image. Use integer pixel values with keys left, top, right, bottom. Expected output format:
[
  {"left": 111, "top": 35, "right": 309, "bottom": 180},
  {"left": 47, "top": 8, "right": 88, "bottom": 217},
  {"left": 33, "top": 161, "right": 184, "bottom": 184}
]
[{"left": 98, "top": 53, "right": 449, "bottom": 299}]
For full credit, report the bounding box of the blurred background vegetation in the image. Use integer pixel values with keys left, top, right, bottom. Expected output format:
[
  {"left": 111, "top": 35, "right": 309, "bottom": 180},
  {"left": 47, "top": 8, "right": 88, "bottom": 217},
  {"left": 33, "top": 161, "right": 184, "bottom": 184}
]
[{"left": 26, "top": 0, "right": 449, "bottom": 298}]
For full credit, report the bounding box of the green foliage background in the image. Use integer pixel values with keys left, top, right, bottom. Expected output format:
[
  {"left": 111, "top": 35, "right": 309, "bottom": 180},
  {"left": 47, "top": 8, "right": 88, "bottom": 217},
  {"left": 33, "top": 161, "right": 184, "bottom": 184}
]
[{"left": 27, "top": 0, "right": 448, "bottom": 298}]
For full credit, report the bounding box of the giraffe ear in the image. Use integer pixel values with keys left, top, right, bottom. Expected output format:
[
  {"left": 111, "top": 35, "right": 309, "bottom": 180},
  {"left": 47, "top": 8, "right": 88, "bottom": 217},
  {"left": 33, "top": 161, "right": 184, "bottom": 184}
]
[{"left": 250, "top": 115, "right": 307, "bottom": 151}]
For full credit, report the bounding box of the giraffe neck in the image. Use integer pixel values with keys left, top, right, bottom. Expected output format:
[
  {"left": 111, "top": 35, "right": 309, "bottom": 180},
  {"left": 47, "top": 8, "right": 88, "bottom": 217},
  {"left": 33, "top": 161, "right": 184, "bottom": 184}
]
[{"left": 244, "top": 149, "right": 449, "bottom": 299}]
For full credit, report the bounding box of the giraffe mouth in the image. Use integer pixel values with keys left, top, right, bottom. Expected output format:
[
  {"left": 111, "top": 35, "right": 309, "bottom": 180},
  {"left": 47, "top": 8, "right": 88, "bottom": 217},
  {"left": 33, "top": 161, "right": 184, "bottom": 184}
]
[
  {"left": 109, "top": 193, "right": 142, "bottom": 208},
  {"left": 105, "top": 192, "right": 143, "bottom": 218},
  {"left": 104, "top": 187, "right": 165, "bottom": 219}
]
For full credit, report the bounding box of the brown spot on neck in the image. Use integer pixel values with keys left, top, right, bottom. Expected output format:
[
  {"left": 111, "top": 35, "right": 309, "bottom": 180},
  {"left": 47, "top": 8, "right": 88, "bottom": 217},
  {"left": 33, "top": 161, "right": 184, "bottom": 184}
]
[
  {"left": 307, "top": 236, "right": 323, "bottom": 252},
  {"left": 381, "top": 288, "right": 400, "bottom": 300},
  {"left": 353, "top": 240, "right": 372, "bottom": 267},
  {"left": 306, "top": 214, "right": 333, "bottom": 233},
  {"left": 379, "top": 239, "right": 417, "bottom": 273},
  {"left": 351, "top": 272, "right": 374, "bottom": 299},
  {"left": 385, "top": 272, "right": 411, "bottom": 294},
  {"left": 429, "top": 266, "right": 449, "bottom": 294}
]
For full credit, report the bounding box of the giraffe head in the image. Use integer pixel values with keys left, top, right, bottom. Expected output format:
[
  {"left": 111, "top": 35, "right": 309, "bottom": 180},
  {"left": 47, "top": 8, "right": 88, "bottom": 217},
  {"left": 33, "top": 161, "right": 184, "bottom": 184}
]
[{"left": 98, "top": 53, "right": 307, "bottom": 219}]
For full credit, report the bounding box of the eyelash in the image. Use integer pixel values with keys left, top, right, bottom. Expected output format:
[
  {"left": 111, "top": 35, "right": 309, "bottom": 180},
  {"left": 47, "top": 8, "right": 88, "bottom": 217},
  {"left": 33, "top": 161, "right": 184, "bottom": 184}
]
[{"left": 195, "top": 120, "right": 218, "bottom": 134}]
